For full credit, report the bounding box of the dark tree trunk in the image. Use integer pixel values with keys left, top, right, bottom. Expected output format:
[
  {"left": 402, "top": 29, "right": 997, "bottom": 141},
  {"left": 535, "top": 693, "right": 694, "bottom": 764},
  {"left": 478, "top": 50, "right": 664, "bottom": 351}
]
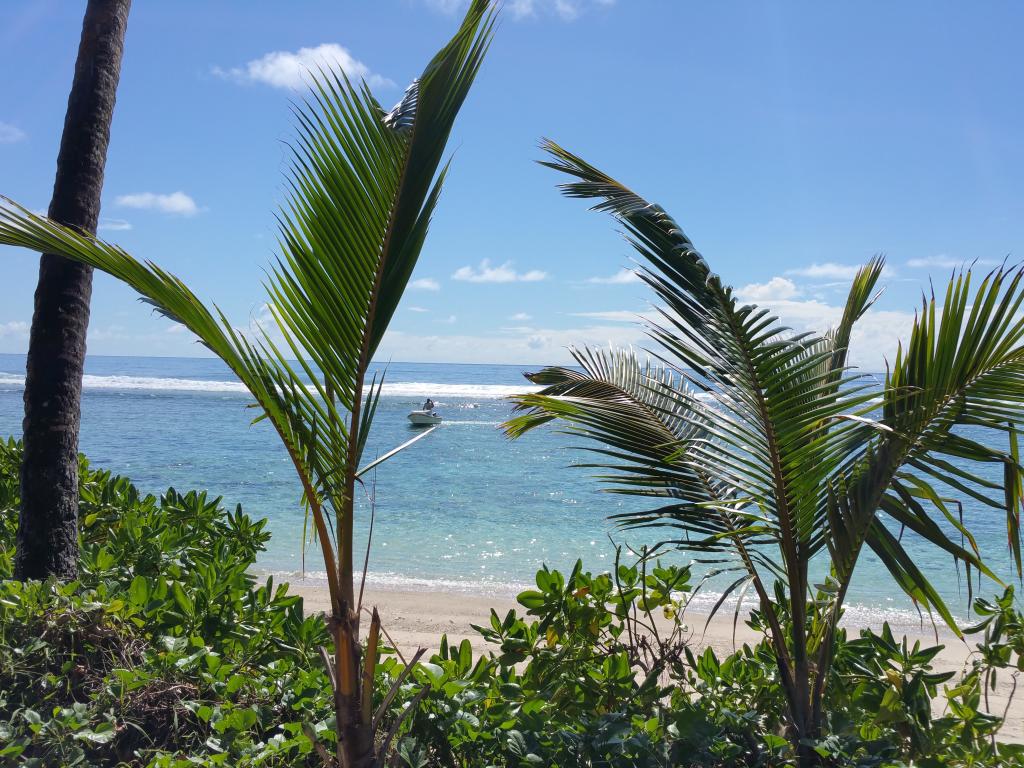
[{"left": 14, "top": 0, "right": 131, "bottom": 581}]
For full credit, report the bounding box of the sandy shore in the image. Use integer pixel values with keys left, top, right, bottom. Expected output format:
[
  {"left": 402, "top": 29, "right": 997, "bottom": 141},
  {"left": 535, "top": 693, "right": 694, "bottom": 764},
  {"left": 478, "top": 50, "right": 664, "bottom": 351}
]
[{"left": 292, "top": 582, "right": 1023, "bottom": 743}]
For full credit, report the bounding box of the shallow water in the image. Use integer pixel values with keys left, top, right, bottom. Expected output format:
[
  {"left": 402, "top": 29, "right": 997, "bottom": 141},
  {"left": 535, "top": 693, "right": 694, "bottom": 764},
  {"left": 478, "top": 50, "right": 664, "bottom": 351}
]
[{"left": 0, "top": 353, "right": 1016, "bottom": 626}]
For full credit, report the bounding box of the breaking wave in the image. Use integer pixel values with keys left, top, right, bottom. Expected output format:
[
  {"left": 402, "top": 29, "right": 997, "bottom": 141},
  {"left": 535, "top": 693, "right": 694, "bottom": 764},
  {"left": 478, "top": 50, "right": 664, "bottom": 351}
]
[{"left": 0, "top": 372, "right": 541, "bottom": 399}]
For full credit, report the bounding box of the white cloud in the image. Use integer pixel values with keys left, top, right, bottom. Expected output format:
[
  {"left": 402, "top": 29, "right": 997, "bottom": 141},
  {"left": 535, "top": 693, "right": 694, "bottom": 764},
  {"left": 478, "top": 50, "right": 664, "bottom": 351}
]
[
  {"left": 377, "top": 321, "right": 645, "bottom": 365},
  {"left": 426, "top": 0, "right": 612, "bottom": 20},
  {"left": 739, "top": 296, "right": 912, "bottom": 370},
  {"left": 410, "top": 278, "right": 440, "bottom": 291},
  {"left": 587, "top": 268, "right": 640, "bottom": 285},
  {"left": 0, "top": 320, "right": 29, "bottom": 338},
  {"left": 171, "top": 302, "right": 277, "bottom": 348},
  {"left": 787, "top": 262, "right": 896, "bottom": 280},
  {"left": 507, "top": 0, "right": 537, "bottom": 17},
  {"left": 735, "top": 276, "right": 799, "bottom": 302},
  {"left": 787, "top": 262, "right": 861, "bottom": 280},
  {"left": 443, "top": 314, "right": 457, "bottom": 324},
  {"left": 0, "top": 122, "right": 26, "bottom": 144},
  {"left": 552, "top": 0, "right": 581, "bottom": 20},
  {"left": 116, "top": 191, "right": 199, "bottom": 216},
  {"left": 906, "top": 255, "right": 998, "bottom": 269},
  {"left": 423, "top": 0, "right": 465, "bottom": 11},
  {"left": 569, "top": 310, "right": 641, "bottom": 322},
  {"left": 214, "top": 43, "right": 393, "bottom": 91},
  {"left": 509, "top": 312, "right": 532, "bottom": 321},
  {"left": 98, "top": 218, "right": 132, "bottom": 232},
  {"left": 725, "top": 271, "right": 912, "bottom": 368},
  {"left": 407, "top": 306, "right": 430, "bottom": 313},
  {"left": 86, "top": 321, "right": 209, "bottom": 352},
  {"left": 377, "top": 289, "right": 910, "bottom": 370},
  {"left": 452, "top": 259, "right": 547, "bottom": 283}
]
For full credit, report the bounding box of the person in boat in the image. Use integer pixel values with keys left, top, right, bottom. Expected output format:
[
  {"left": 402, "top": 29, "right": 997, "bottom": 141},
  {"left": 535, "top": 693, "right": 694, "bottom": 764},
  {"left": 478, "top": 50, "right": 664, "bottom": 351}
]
[{"left": 422, "top": 398, "right": 435, "bottom": 412}]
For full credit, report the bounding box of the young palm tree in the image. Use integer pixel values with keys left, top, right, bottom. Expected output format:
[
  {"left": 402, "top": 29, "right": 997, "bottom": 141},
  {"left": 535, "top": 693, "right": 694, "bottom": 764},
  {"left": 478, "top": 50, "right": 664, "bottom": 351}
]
[
  {"left": 0, "top": 3, "right": 494, "bottom": 765},
  {"left": 505, "top": 141, "right": 1024, "bottom": 765},
  {"left": 17, "top": 0, "right": 132, "bottom": 581}
]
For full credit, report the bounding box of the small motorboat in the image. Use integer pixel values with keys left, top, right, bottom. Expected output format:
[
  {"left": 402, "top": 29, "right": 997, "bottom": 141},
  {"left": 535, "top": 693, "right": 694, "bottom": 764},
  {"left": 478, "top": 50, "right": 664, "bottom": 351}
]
[{"left": 408, "top": 409, "right": 442, "bottom": 426}]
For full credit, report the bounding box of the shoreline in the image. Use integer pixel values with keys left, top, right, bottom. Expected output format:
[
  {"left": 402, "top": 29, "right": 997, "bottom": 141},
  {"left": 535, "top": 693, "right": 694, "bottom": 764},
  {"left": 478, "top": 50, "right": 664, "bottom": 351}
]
[
  {"left": 274, "top": 571, "right": 983, "bottom": 637},
  {"left": 290, "top": 582, "right": 1024, "bottom": 743}
]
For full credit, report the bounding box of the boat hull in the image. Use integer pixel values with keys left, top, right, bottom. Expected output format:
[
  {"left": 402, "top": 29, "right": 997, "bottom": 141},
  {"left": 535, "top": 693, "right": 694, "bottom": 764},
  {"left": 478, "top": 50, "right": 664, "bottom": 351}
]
[{"left": 408, "top": 410, "right": 442, "bottom": 426}]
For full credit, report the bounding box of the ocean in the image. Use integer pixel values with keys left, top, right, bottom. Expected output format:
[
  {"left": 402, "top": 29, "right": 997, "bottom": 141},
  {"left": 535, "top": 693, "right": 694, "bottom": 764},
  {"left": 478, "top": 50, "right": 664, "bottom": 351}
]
[{"left": 0, "top": 353, "right": 1016, "bottom": 628}]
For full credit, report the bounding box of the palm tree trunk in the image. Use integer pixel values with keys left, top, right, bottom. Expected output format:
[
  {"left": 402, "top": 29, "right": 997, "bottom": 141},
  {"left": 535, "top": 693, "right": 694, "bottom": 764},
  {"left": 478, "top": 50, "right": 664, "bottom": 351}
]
[
  {"left": 335, "top": 468, "right": 373, "bottom": 766},
  {"left": 335, "top": 618, "right": 374, "bottom": 768},
  {"left": 14, "top": 0, "right": 131, "bottom": 581}
]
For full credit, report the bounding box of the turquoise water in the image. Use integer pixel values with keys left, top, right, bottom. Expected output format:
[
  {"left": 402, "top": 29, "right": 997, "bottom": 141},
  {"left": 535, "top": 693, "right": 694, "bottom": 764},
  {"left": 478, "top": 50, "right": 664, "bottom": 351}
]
[{"left": 0, "top": 353, "right": 1017, "bottom": 626}]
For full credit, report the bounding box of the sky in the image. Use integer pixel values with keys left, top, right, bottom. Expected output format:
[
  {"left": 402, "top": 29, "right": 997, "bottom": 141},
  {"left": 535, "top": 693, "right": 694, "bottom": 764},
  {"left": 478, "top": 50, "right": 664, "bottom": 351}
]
[{"left": 1, "top": 0, "right": 1022, "bottom": 370}]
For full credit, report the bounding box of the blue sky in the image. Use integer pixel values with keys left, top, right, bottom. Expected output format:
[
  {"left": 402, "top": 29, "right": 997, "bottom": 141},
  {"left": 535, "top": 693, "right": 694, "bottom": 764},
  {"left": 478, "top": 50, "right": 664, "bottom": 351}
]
[{"left": 1, "top": 0, "right": 1021, "bottom": 369}]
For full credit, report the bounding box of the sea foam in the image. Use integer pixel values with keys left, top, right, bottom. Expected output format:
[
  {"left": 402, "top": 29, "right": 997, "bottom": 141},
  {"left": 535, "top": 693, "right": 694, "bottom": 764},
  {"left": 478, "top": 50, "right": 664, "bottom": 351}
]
[{"left": 0, "top": 371, "right": 541, "bottom": 399}]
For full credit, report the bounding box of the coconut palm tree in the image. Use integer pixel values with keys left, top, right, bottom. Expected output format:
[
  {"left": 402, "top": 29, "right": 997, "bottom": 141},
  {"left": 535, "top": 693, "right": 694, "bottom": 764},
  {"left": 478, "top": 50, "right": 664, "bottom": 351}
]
[
  {"left": 504, "top": 141, "right": 1024, "bottom": 766},
  {"left": 0, "top": 3, "right": 494, "bottom": 764},
  {"left": 16, "top": 0, "right": 131, "bottom": 581}
]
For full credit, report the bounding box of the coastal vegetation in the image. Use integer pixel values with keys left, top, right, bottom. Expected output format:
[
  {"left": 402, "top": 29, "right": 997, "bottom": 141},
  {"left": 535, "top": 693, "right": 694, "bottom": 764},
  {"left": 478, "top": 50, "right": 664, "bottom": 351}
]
[
  {"left": 1, "top": 440, "right": 1022, "bottom": 766},
  {"left": 1, "top": 3, "right": 1023, "bottom": 767},
  {"left": 1, "top": 2, "right": 493, "bottom": 765},
  {"left": 506, "top": 143, "right": 1024, "bottom": 765}
]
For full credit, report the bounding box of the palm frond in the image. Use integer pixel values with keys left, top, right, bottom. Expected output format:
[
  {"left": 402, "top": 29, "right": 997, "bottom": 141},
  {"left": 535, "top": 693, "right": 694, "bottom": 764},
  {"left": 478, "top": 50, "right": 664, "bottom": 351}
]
[
  {"left": 826, "top": 256, "right": 885, "bottom": 380},
  {"left": 520, "top": 140, "right": 1024, "bottom": 749},
  {"left": 505, "top": 347, "right": 787, "bottom": 642},
  {"left": 0, "top": 1, "right": 495, "bottom": 614},
  {"left": 823, "top": 266, "right": 1024, "bottom": 634},
  {"left": 535, "top": 142, "right": 884, "bottom": 605}
]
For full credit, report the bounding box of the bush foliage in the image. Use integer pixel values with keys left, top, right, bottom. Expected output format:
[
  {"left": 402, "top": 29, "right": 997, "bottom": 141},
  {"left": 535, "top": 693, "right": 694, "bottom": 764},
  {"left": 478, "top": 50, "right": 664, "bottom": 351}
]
[
  {"left": 1, "top": 440, "right": 1022, "bottom": 766},
  {"left": 0, "top": 439, "right": 332, "bottom": 766}
]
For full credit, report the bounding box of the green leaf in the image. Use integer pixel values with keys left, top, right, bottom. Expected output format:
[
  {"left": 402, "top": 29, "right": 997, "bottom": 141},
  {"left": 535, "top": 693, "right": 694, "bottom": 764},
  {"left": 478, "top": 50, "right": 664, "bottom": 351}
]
[
  {"left": 74, "top": 728, "right": 115, "bottom": 745},
  {"left": 128, "top": 575, "right": 149, "bottom": 606},
  {"left": 171, "top": 581, "right": 193, "bottom": 616}
]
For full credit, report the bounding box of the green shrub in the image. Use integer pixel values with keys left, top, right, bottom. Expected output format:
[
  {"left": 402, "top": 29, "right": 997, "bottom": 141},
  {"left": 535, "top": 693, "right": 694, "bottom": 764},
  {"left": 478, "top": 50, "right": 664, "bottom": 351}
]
[
  {"left": 392, "top": 556, "right": 703, "bottom": 767},
  {"left": 0, "top": 439, "right": 331, "bottom": 766},
  {"left": 2, "top": 439, "right": 1022, "bottom": 767}
]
